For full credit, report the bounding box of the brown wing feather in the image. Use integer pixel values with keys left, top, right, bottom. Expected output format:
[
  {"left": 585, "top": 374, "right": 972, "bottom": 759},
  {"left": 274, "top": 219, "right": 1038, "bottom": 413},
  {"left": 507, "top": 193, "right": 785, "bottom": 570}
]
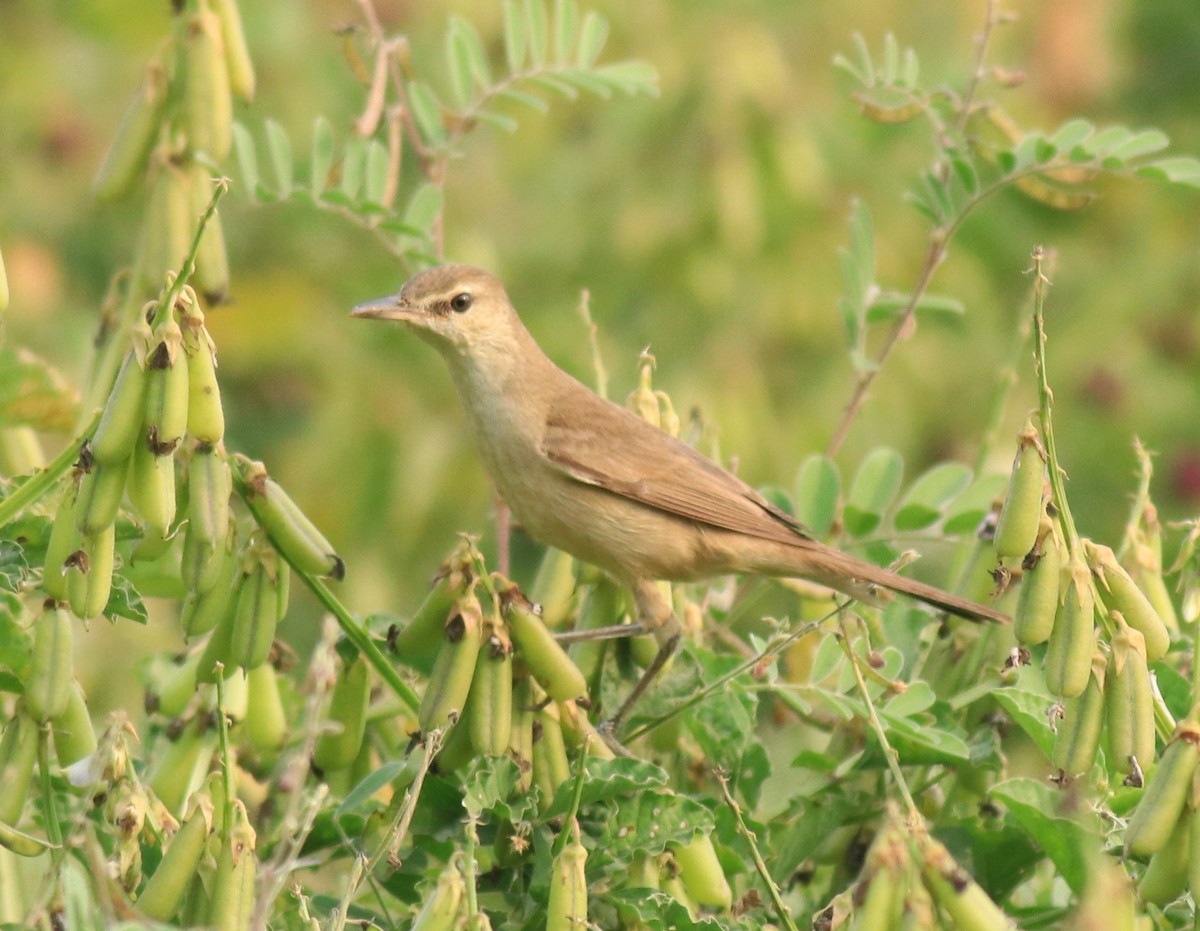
[{"left": 541, "top": 385, "right": 813, "bottom": 547}]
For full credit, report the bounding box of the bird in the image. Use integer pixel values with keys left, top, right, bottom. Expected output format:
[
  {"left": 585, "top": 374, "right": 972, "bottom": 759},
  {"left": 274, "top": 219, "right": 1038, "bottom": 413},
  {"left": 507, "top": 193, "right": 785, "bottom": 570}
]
[{"left": 352, "top": 264, "right": 1008, "bottom": 721}]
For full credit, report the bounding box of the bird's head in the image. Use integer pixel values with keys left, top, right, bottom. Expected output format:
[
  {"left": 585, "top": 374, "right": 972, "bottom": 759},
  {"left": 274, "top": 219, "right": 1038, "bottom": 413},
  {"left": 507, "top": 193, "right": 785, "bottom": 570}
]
[{"left": 351, "top": 264, "right": 520, "bottom": 359}]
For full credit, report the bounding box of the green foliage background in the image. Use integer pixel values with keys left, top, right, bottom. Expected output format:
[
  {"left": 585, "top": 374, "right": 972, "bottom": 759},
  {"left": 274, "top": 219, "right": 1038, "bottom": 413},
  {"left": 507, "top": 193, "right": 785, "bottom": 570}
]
[{"left": 2, "top": 0, "right": 1199, "bottom": 706}]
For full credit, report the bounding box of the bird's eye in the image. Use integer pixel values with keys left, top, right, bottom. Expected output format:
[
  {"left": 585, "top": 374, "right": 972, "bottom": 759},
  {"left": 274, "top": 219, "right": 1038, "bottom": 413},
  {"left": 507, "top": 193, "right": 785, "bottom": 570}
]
[{"left": 450, "top": 292, "right": 473, "bottom": 313}]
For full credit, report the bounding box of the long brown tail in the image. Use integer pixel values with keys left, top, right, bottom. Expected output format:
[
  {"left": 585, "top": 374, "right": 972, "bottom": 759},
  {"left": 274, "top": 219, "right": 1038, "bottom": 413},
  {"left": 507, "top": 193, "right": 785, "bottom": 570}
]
[{"left": 761, "top": 541, "right": 1010, "bottom": 624}]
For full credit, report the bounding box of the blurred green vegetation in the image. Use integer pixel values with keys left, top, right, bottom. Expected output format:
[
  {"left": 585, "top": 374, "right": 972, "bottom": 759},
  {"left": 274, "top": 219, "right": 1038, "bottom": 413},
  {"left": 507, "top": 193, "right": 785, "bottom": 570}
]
[{"left": 2, "top": 0, "right": 1198, "bottom": 672}]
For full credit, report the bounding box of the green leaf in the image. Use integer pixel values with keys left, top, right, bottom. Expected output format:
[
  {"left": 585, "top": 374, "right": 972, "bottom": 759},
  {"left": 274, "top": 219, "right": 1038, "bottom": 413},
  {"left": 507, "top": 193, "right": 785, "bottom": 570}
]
[
  {"left": 444, "top": 20, "right": 473, "bottom": 110},
  {"left": 0, "top": 540, "right": 27, "bottom": 593},
  {"left": 843, "top": 447, "right": 903, "bottom": 537},
  {"left": 851, "top": 31, "right": 875, "bottom": 85},
  {"left": 0, "top": 346, "right": 79, "bottom": 432},
  {"left": 894, "top": 462, "right": 973, "bottom": 531},
  {"left": 794, "top": 454, "right": 839, "bottom": 537},
  {"left": 528, "top": 72, "right": 579, "bottom": 99},
  {"left": 524, "top": 0, "right": 548, "bottom": 67},
  {"left": 407, "top": 81, "right": 446, "bottom": 148},
  {"left": 992, "top": 677, "right": 1056, "bottom": 761},
  {"left": 1086, "top": 124, "right": 1133, "bottom": 157},
  {"left": 1136, "top": 156, "right": 1200, "bottom": 188},
  {"left": 948, "top": 150, "right": 978, "bottom": 194},
  {"left": 592, "top": 61, "right": 659, "bottom": 96},
  {"left": 881, "top": 32, "right": 899, "bottom": 85},
  {"left": 552, "top": 0, "right": 578, "bottom": 65},
  {"left": 455, "top": 16, "right": 491, "bottom": 92},
  {"left": 943, "top": 473, "right": 1006, "bottom": 535},
  {"left": 338, "top": 135, "right": 367, "bottom": 202},
  {"left": 403, "top": 183, "right": 444, "bottom": 234},
  {"left": 473, "top": 109, "right": 519, "bottom": 133},
  {"left": 265, "top": 119, "right": 294, "bottom": 198},
  {"left": 497, "top": 86, "right": 549, "bottom": 113},
  {"left": 363, "top": 139, "right": 389, "bottom": 207},
  {"left": 576, "top": 10, "right": 608, "bottom": 68},
  {"left": 543, "top": 756, "right": 669, "bottom": 820},
  {"left": 503, "top": 0, "right": 526, "bottom": 72},
  {"left": 231, "top": 121, "right": 260, "bottom": 199},
  {"left": 106, "top": 573, "right": 148, "bottom": 624},
  {"left": 1050, "top": 118, "right": 1093, "bottom": 152},
  {"left": 336, "top": 759, "right": 410, "bottom": 817},
  {"left": 901, "top": 47, "right": 919, "bottom": 86},
  {"left": 989, "top": 777, "right": 1100, "bottom": 893},
  {"left": 561, "top": 68, "right": 615, "bottom": 98},
  {"left": 865, "top": 291, "right": 964, "bottom": 325},
  {"left": 310, "top": 116, "right": 334, "bottom": 198}
]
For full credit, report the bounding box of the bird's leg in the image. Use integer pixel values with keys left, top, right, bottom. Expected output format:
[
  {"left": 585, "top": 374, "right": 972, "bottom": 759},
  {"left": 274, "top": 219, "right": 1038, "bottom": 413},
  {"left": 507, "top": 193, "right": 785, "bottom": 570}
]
[{"left": 605, "top": 579, "right": 683, "bottom": 735}]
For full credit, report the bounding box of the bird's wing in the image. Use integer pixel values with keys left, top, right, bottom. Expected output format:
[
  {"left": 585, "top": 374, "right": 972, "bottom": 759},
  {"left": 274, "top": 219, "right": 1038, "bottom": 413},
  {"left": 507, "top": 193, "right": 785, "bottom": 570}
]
[{"left": 541, "top": 385, "right": 815, "bottom": 547}]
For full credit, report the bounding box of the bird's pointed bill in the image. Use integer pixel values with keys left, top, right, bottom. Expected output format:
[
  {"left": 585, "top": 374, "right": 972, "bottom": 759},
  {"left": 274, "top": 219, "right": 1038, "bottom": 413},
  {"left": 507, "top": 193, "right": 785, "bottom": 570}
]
[{"left": 351, "top": 296, "right": 410, "bottom": 320}]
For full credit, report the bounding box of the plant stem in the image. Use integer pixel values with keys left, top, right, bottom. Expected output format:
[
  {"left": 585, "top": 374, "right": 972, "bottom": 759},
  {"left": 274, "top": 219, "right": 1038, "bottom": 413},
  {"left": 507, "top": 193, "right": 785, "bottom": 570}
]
[{"left": 716, "top": 770, "right": 799, "bottom": 931}]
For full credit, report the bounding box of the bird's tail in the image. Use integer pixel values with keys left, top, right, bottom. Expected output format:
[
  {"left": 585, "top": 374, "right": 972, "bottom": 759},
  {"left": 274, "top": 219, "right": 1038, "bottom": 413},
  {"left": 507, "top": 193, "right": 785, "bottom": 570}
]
[{"left": 756, "top": 541, "right": 1009, "bottom": 624}]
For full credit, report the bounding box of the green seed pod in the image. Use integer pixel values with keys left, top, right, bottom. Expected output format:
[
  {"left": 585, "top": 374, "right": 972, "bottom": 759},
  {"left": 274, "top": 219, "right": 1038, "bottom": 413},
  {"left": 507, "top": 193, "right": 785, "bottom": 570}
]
[
  {"left": 235, "top": 457, "right": 344, "bottom": 580},
  {"left": 1044, "top": 558, "right": 1095, "bottom": 699},
  {"left": 0, "top": 711, "right": 40, "bottom": 824},
  {"left": 673, "top": 834, "right": 732, "bottom": 910},
  {"left": 129, "top": 438, "right": 176, "bottom": 539},
  {"left": 919, "top": 835, "right": 1012, "bottom": 931},
  {"left": 505, "top": 592, "right": 587, "bottom": 703},
  {"left": 529, "top": 546, "right": 577, "bottom": 630},
  {"left": 0, "top": 819, "right": 52, "bottom": 858},
  {"left": 182, "top": 523, "right": 224, "bottom": 596},
  {"left": 555, "top": 699, "right": 615, "bottom": 761},
  {"left": 211, "top": 0, "right": 255, "bottom": 101},
  {"left": 1138, "top": 810, "right": 1190, "bottom": 905},
  {"left": 25, "top": 602, "right": 74, "bottom": 723},
  {"left": 243, "top": 663, "right": 287, "bottom": 755},
  {"left": 184, "top": 1, "right": 233, "bottom": 161},
  {"left": 546, "top": 838, "right": 588, "bottom": 931},
  {"left": 91, "top": 351, "right": 148, "bottom": 466},
  {"left": 418, "top": 597, "right": 484, "bottom": 733},
  {"left": 433, "top": 710, "right": 475, "bottom": 775},
  {"left": 313, "top": 654, "right": 371, "bottom": 772},
  {"left": 93, "top": 54, "right": 169, "bottom": 202},
  {"left": 137, "top": 800, "right": 213, "bottom": 921},
  {"left": 229, "top": 548, "right": 281, "bottom": 671},
  {"left": 1051, "top": 654, "right": 1105, "bottom": 776},
  {"left": 1104, "top": 617, "right": 1155, "bottom": 775},
  {"left": 52, "top": 680, "right": 98, "bottom": 766},
  {"left": 467, "top": 622, "right": 513, "bottom": 757},
  {"left": 391, "top": 565, "right": 474, "bottom": 670},
  {"left": 143, "top": 323, "right": 189, "bottom": 456},
  {"left": 156, "top": 650, "right": 204, "bottom": 718},
  {"left": 222, "top": 667, "right": 248, "bottom": 724},
  {"left": 410, "top": 860, "right": 466, "bottom": 931},
  {"left": 509, "top": 672, "right": 534, "bottom": 791},
  {"left": 1187, "top": 804, "right": 1200, "bottom": 903},
  {"left": 188, "top": 165, "right": 230, "bottom": 303},
  {"left": 148, "top": 720, "right": 218, "bottom": 816},
  {"left": 188, "top": 444, "right": 232, "bottom": 549},
  {"left": 208, "top": 802, "right": 256, "bottom": 931},
  {"left": 1125, "top": 721, "right": 1200, "bottom": 858},
  {"left": 181, "top": 310, "right": 225, "bottom": 443},
  {"left": 66, "top": 523, "right": 116, "bottom": 620},
  {"left": 1013, "top": 521, "right": 1061, "bottom": 645},
  {"left": 75, "top": 457, "right": 130, "bottom": 536},
  {"left": 142, "top": 159, "right": 193, "bottom": 289},
  {"left": 532, "top": 702, "right": 570, "bottom": 812},
  {"left": 43, "top": 479, "right": 80, "bottom": 600},
  {"left": 993, "top": 419, "right": 1045, "bottom": 560},
  {"left": 852, "top": 828, "right": 906, "bottom": 931},
  {"left": 1085, "top": 540, "right": 1170, "bottom": 663},
  {"left": 195, "top": 591, "right": 238, "bottom": 684},
  {"left": 570, "top": 578, "right": 624, "bottom": 688},
  {"left": 180, "top": 526, "right": 237, "bottom": 637}
]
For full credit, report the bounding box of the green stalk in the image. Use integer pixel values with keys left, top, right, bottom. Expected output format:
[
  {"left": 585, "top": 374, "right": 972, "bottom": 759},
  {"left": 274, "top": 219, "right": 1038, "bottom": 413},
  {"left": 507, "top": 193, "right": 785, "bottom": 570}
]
[{"left": 0, "top": 415, "right": 95, "bottom": 530}]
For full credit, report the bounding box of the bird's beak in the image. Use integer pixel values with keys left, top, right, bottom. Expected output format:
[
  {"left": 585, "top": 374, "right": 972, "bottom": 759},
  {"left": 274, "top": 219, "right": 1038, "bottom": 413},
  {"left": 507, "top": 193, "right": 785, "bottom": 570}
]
[{"left": 350, "top": 295, "right": 415, "bottom": 321}]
